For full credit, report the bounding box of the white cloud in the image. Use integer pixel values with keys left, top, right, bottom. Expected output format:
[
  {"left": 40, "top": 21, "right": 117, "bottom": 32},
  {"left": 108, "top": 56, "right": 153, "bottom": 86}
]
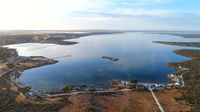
[
  {"left": 0, "top": 0, "right": 112, "bottom": 17},
  {"left": 121, "top": 0, "right": 174, "bottom": 5},
  {"left": 0, "top": 0, "right": 113, "bottom": 29},
  {"left": 0, "top": 0, "right": 199, "bottom": 31}
]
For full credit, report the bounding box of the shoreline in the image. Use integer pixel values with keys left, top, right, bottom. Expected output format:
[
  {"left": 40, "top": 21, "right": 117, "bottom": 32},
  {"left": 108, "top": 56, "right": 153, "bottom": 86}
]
[
  {"left": 9, "top": 60, "right": 58, "bottom": 90},
  {"left": 1, "top": 53, "right": 184, "bottom": 98},
  {"left": 152, "top": 33, "right": 200, "bottom": 48},
  {"left": 0, "top": 48, "right": 187, "bottom": 96},
  {"left": 0, "top": 32, "right": 192, "bottom": 95},
  {"left": 0, "top": 32, "right": 198, "bottom": 111},
  {"left": 153, "top": 41, "right": 200, "bottom": 48},
  {"left": 0, "top": 32, "right": 123, "bottom": 46},
  {"left": 0, "top": 53, "right": 58, "bottom": 91}
]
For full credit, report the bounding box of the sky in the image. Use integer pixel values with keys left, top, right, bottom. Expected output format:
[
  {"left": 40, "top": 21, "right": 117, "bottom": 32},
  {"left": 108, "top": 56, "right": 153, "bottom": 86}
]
[{"left": 0, "top": 0, "right": 199, "bottom": 31}]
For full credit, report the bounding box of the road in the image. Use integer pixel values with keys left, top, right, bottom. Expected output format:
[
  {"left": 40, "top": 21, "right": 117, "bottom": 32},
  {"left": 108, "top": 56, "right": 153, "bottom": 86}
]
[
  {"left": 149, "top": 88, "right": 165, "bottom": 112},
  {"left": 47, "top": 88, "right": 165, "bottom": 112},
  {"left": 46, "top": 89, "right": 131, "bottom": 97},
  {"left": 180, "top": 73, "right": 185, "bottom": 86}
]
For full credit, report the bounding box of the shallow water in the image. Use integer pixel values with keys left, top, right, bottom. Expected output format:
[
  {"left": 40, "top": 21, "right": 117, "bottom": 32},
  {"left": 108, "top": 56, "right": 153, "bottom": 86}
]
[{"left": 7, "top": 32, "right": 200, "bottom": 91}]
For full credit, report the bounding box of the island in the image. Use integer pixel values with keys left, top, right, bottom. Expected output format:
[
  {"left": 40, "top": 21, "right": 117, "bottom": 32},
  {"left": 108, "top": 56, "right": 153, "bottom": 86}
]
[{"left": 102, "top": 56, "right": 119, "bottom": 61}]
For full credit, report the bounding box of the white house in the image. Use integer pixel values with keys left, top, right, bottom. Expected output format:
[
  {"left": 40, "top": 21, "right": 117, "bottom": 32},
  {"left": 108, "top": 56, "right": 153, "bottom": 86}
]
[{"left": 121, "top": 81, "right": 130, "bottom": 85}]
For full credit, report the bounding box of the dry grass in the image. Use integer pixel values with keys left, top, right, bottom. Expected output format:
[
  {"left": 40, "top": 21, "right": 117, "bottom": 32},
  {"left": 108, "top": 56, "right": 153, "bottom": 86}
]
[
  {"left": 156, "top": 89, "right": 190, "bottom": 112},
  {"left": 16, "top": 92, "right": 64, "bottom": 105},
  {"left": 59, "top": 91, "right": 159, "bottom": 112}
]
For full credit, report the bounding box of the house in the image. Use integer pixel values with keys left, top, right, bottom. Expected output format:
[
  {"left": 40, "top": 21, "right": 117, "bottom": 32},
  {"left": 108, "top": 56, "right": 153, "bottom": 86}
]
[
  {"left": 144, "top": 84, "right": 152, "bottom": 88},
  {"left": 155, "top": 84, "right": 165, "bottom": 89},
  {"left": 182, "top": 67, "right": 189, "bottom": 71},
  {"left": 175, "top": 82, "right": 181, "bottom": 86},
  {"left": 121, "top": 81, "right": 130, "bottom": 85},
  {"left": 25, "top": 92, "right": 45, "bottom": 97},
  {"left": 167, "top": 84, "right": 175, "bottom": 88},
  {"left": 178, "top": 65, "right": 189, "bottom": 71},
  {"left": 133, "top": 85, "right": 148, "bottom": 91}
]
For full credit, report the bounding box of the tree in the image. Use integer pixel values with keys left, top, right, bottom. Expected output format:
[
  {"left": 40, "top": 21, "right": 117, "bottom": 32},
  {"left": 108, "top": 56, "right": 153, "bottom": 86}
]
[{"left": 130, "top": 80, "right": 138, "bottom": 84}]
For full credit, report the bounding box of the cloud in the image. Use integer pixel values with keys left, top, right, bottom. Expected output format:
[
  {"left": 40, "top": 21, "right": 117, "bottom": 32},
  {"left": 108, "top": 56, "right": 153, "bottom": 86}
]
[
  {"left": 70, "top": 9, "right": 180, "bottom": 21},
  {"left": 0, "top": 0, "right": 199, "bottom": 30},
  {"left": 0, "top": 0, "right": 113, "bottom": 29},
  {"left": 119, "top": 0, "right": 174, "bottom": 5},
  {"left": 0, "top": 0, "right": 112, "bottom": 15},
  {"left": 66, "top": 8, "right": 200, "bottom": 30}
]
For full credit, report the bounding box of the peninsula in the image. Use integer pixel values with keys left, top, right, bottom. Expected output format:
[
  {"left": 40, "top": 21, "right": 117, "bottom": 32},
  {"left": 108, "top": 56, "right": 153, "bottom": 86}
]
[
  {"left": 0, "top": 31, "right": 122, "bottom": 46},
  {"left": 153, "top": 34, "right": 200, "bottom": 48}
]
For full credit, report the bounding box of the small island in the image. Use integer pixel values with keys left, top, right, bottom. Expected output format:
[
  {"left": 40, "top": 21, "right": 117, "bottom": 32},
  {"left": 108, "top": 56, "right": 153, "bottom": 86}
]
[{"left": 102, "top": 56, "right": 119, "bottom": 61}]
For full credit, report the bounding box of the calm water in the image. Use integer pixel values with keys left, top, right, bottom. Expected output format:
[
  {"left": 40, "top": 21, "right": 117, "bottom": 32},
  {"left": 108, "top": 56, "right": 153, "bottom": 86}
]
[{"left": 7, "top": 32, "right": 200, "bottom": 91}]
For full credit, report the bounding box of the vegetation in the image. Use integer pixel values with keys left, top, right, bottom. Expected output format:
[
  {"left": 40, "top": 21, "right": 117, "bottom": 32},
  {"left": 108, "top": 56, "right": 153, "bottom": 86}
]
[
  {"left": 168, "top": 49, "right": 200, "bottom": 111},
  {"left": 153, "top": 34, "right": 200, "bottom": 48},
  {"left": 6, "top": 62, "right": 15, "bottom": 69},
  {"left": 0, "top": 50, "right": 69, "bottom": 112},
  {"left": 166, "top": 34, "right": 200, "bottom": 38},
  {"left": 0, "top": 67, "right": 69, "bottom": 112},
  {"left": 61, "top": 85, "right": 76, "bottom": 93},
  {"left": 153, "top": 41, "right": 200, "bottom": 48},
  {"left": 0, "top": 32, "right": 120, "bottom": 46},
  {"left": 83, "top": 106, "right": 95, "bottom": 112},
  {"left": 130, "top": 80, "right": 138, "bottom": 84},
  {"left": 0, "top": 47, "right": 16, "bottom": 60},
  {"left": 89, "top": 88, "right": 97, "bottom": 93},
  {"left": 1, "top": 32, "right": 199, "bottom": 111},
  {"left": 122, "top": 104, "right": 137, "bottom": 112},
  {"left": 61, "top": 85, "right": 87, "bottom": 93}
]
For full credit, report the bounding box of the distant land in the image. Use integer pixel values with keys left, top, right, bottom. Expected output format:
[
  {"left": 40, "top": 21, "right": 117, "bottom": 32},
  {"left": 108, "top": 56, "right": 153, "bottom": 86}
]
[
  {"left": 153, "top": 34, "right": 200, "bottom": 48},
  {"left": 0, "top": 31, "right": 122, "bottom": 46}
]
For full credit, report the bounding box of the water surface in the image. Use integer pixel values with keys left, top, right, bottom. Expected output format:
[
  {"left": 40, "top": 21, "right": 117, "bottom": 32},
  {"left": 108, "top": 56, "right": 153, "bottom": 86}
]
[{"left": 7, "top": 32, "right": 199, "bottom": 91}]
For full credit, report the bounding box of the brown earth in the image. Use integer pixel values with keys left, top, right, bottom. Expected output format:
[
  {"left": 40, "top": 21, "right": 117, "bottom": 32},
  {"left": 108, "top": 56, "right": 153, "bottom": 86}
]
[
  {"left": 156, "top": 89, "right": 190, "bottom": 112},
  {"left": 15, "top": 92, "right": 64, "bottom": 105},
  {"left": 60, "top": 89, "right": 191, "bottom": 112},
  {"left": 59, "top": 91, "right": 159, "bottom": 112}
]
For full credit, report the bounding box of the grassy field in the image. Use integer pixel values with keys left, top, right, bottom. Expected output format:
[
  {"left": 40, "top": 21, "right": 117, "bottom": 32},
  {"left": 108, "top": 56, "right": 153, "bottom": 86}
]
[{"left": 168, "top": 49, "right": 200, "bottom": 111}]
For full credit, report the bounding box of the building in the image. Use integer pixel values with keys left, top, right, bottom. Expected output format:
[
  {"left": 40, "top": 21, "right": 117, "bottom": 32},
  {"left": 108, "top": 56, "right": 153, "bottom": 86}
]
[
  {"left": 133, "top": 85, "right": 148, "bottom": 91},
  {"left": 167, "top": 84, "right": 175, "bottom": 88},
  {"left": 178, "top": 65, "right": 189, "bottom": 71},
  {"left": 175, "top": 82, "right": 180, "bottom": 86},
  {"left": 25, "top": 92, "right": 46, "bottom": 97},
  {"left": 121, "top": 81, "right": 130, "bottom": 85}
]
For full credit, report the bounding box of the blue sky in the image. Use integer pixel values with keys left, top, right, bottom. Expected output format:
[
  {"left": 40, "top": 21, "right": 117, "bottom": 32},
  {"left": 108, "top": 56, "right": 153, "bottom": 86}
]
[{"left": 0, "top": 0, "right": 199, "bottom": 31}]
